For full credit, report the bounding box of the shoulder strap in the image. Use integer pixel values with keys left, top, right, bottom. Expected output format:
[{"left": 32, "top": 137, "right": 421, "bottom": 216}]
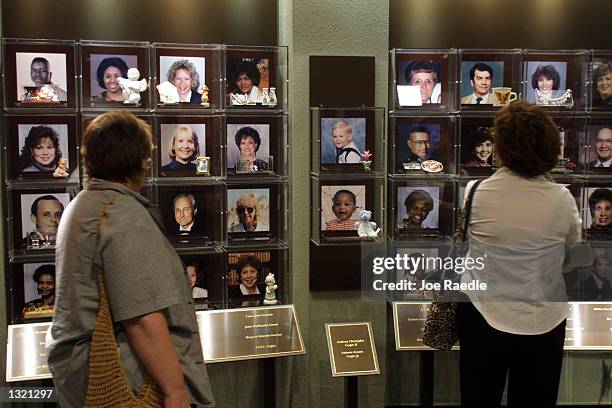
[
  {"left": 336, "top": 147, "right": 361, "bottom": 162},
  {"left": 461, "top": 179, "right": 484, "bottom": 242}
]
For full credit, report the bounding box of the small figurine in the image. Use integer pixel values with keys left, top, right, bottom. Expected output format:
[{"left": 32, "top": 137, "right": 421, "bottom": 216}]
[
  {"left": 230, "top": 93, "right": 250, "bottom": 105},
  {"left": 199, "top": 83, "right": 210, "bottom": 107},
  {"left": 118, "top": 68, "right": 148, "bottom": 105},
  {"left": 53, "top": 158, "right": 69, "bottom": 178},
  {"left": 355, "top": 209, "right": 381, "bottom": 238},
  {"left": 361, "top": 150, "right": 373, "bottom": 171},
  {"left": 263, "top": 273, "right": 278, "bottom": 305},
  {"left": 269, "top": 87, "right": 277, "bottom": 107},
  {"left": 38, "top": 85, "right": 60, "bottom": 102},
  {"left": 262, "top": 88, "right": 270, "bottom": 106},
  {"left": 156, "top": 81, "right": 180, "bottom": 104}
]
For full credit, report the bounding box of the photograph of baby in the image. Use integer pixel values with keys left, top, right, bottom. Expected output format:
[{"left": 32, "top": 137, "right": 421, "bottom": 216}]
[
  {"left": 158, "top": 56, "right": 206, "bottom": 104},
  {"left": 397, "top": 124, "right": 441, "bottom": 170},
  {"left": 320, "top": 118, "right": 366, "bottom": 164},
  {"left": 22, "top": 263, "right": 55, "bottom": 317},
  {"left": 396, "top": 186, "right": 440, "bottom": 231},
  {"left": 89, "top": 54, "right": 138, "bottom": 102},
  {"left": 583, "top": 187, "right": 612, "bottom": 235},
  {"left": 16, "top": 52, "right": 68, "bottom": 102},
  {"left": 226, "top": 57, "right": 271, "bottom": 103},
  {"left": 592, "top": 60, "right": 611, "bottom": 107},
  {"left": 320, "top": 185, "right": 366, "bottom": 231},
  {"left": 20, "top": 193, "right": 70, "bottom": 243},
  {"left": 461, "top": 126, "right": 494, "bottom": 169},
  {"left": 159, "top": 123, "right": 206, "bottom": 172},
  {"left": 397, "top": 60, "right": 441, "bottom": 106},
  {"left": 525, "top": 61, "right": 568, "bottom": 104},
  {"left": 227, "top": 188, "right": 270, "bottom": 233},
  {"left": 226, "top": 124, "right": 270, "bottom": 171},
  {"left": 17, "top": 124, "right": 69, "bottom": 174},
  {"left": 460, "top": 61, "right": 504, "bottom": 105}
]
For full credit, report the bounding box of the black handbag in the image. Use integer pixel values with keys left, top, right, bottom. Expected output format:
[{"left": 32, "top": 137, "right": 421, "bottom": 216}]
[{"left": 422, "top": 179, "right": 483, "bottom": 350}]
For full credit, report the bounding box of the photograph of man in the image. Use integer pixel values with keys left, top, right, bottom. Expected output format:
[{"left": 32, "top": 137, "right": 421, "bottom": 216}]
[
  {"left": 20, "top": 194, "right": 68, "bottom": 244},
  {"left": 22, "top": 264, "right": 55, "bottom": 316},
  {"left": 227, "top": 189, "right": 270, "bottom": 233},
  {"left": 586, "top": 188, "right": 612, "bottom": 233},
  {"left": 398, "top": 124, "right": 441, "bottom": 170},
  {"left": 16, "top": 53, "right": 68, "bottom": 102},
  {"left": 461, "top": 62, "right": 498, "bottom": 105},
  {"left": 582, "top": 249, "right": 612, "bottom": 301},
  {"left": 320, "top": 118, "right": 366, "bottom": 164},
  {"left": 173, "top": 193, "right": 204, "bottom": 235},
  {"left": 588, "top": 127, "right": 612, "bottom": 168},
  {"left": 402, "top": 60, "right": 441, "bottom": 104},
  {"left": 397, "top": 187, "right": 440, "bottom": 230}
]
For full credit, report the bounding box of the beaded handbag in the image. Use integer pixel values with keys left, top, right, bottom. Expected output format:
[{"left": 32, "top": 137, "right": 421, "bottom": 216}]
[{"left": 84, "top": 199, "right": 164, "bottom": 407}]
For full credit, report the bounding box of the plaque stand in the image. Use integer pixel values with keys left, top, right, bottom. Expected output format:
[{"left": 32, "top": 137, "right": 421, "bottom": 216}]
[
  {"left": 419, "top": 351, "right": 434, "bottom": 408},
  {"left": 344, "top": 376, "right": 358, "bottom": 408},
  {"left": 262, "top": 358, "right": 276, "bottom": 408}
]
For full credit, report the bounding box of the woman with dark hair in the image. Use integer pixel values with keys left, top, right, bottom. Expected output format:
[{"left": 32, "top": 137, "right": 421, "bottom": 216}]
[
  {"left": 234, "top": 126, "right": 268, "bottom": 170},
  {"left": 399, "top": 189, "right": 434, "bottom": 229},
  {"left": 593, "top": 63, "right": 612, "bottom": 106},
  {"left": 166, "top": 59, "right": 201, "bottom": 103},
  {"left": 229, "top": 60, "right": 260, "bottom": 101},
  {"left": 531, "top": 64, "right": 562, "bottom": 103},
  {"left": 19, "top": 125, "right": 63, "bottom": 173},
  {"left": 458, "top": 101, "right": 581, "bottom": 407},
  {"left": 22, "top": 264, "right": 55, "bottom": 316},
  {"left": 230, "top": 255, "right": 263, "bottom": 298},
  {"left": 464, "top": 127, "right": 493, "bottom": 168},
  {"left": 588, "top": 188, "right": 612, "bottom": 232},
  {"left": 93, "top": 57, "right": 129, "bottom": 102},
  {"left": 46, "top": 111, "right": 214, "bottom": 407},
  {"left": 404, "top": 60, "right": 441, "bottom": 104}
]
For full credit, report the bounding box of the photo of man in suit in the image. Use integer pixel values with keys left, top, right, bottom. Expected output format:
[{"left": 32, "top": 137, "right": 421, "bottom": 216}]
[
  {"left": 25, "top": 194, "right": 64, "bottom": 242},
  {"left": 583, "top": 249, "right": 612, "bottom": 301},
  {"left": 23, "top": 57, "right": 68, "bottom": 101},
  {"left": 589, "top": 127, "right": 612, "bottom": 168},
  {"left": 173, "top": 193, "right": 203, "bottom": 235},
  {"left": 405, "top": 126, "right": 433, "bottom": 165},
  {"left": 461, "top": 62, "right": 494, "bottom": 105}
]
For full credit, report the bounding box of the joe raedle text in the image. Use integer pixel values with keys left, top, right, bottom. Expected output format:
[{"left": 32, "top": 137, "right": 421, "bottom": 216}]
[{"left": 372, "top": 279, "right": 487, "bottom": 292}]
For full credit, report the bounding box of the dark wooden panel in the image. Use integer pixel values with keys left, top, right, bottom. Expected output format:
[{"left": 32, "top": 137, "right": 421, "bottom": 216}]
[
  {"left": 390, "top": 0, "right": 610, "bottom": 49},
  {"left": 310, "top": 242, "right": 361, "bottom": 291},
  {"left": 309, "top": 56, "right": 375, "bottom": 108},
  {"left": 2, "top": 0, "right": 277, "bottom": 45}
]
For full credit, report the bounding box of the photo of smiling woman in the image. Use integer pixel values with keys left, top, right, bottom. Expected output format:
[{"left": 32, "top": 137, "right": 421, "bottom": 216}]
[
  {"left": 160, "top": 123, "right": 206, "bottom": 171},
  {"left": 18, "top": 125, "right": 67, "bottom": 173},
  {"left": 525, "top": 61, "right": 567, "bottom": 104},
  {"left": 92, "top": 57, "right": 129, "bottom": 102},
  {"left": 464, "top": 127, "right": 494, "bottom": 168},
  {"left": 585, "top": 188, "right": 612, "bottom": 235},
  {"left": 228, "top": 252, "right": 271, "bottom": 304}
]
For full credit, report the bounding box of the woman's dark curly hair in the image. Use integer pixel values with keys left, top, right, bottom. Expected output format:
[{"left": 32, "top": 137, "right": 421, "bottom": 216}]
[
  {"left": 530, "top": 64, "right": 561, "bottom": 91},
  {"left": 19, "top": 125, "right": 62, "bottom": 170},
  {"left": 493, "top": 101, "right": 559, "bottom": 178},
  {"left": 236, "top": 255, "right": 261, "bottom": 276},
  {"left": 96, "top": 57, "right": 129, "bottom": 89}
]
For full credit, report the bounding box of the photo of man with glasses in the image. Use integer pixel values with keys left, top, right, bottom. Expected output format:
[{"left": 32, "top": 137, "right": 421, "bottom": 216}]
[
  {"left": 400, "top": 125, "right": 442, "bottom": 171},
  {"left": 228, "top": 189, "right": 270, "bottom": 233},
  {"left": 589, "top": 126, "right": 612, "bottom": 168}
]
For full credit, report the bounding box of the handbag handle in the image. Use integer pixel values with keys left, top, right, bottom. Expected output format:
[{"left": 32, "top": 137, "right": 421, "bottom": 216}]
[{"left": 461, "top": 179, "right": 484, "bottom": 242}]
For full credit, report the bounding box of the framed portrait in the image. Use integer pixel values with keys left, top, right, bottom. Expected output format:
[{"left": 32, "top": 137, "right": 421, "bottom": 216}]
[
  {"left": 549, "top": 117, "right": 585, "bottom": 174},
  {"left": 320, "top": 184, "right": 366, "bottom": 232},
  {"left": 157, "top": 116, "right": 220, "bottom": 177},
  {"left": 226, "top": 123, "right": 271, "bottom": 173},
  {"left": 227, "top": 251, "right": 273, "bottom": 307},
  {"left": 227, "top": 187, "right": 271, "bottom": 239},
  {"left": 180, "top": 254, "right": 225, "bottom": 307},
  {"left": 22, "top": 263, "right": 56, "bottom": 318},
  {"left": 226, "top": 48, "right": 277, "bottom": 108},
  {"left": 585, "top": 121, "right": 612, "bottom": 173},
  {"left": 460, "top": 117, "right": 495, "bottom": 175},
  {"left": 3, "top": 40, "right": 76, "bottom": 108},
  {"left": 583, "top": 187, "right": 612, "bottom": 238},
  {"left": 396, "top": 186, "right": 440, "bottom": 230},
  {"left": 591, "top": 59, "right": 611, "bottom": 109},
  {"left": 13, "top": 191, "right": 70, "bottom": 250},
  {"left": 80, "top": 42, "right": 149, "bottom": 108},
  {"left": 320, "top": 117, "right": 365, "bottom": 165},
  {"left": 5, "top": 115, "right": 77, "bottom": 180},
  {"left": 395, "top": 119, "right": 452, "bottom": 174},
  {"left": 524, "top": 61, "right": 568, "bottom": 105},
  {"left": 157, "top": 186, "right": 222, "bottom": 244},
  {"left": 459, "top": 61, "right": 504, "bottom": 105}
]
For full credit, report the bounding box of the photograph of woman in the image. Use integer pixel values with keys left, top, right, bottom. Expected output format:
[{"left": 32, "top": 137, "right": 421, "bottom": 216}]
[
  {"left": 464, "top": 127, "right": 493, "bottom": 168},
  {"left": 227, "top": 59, "right": 261, "bottom": 102},
  {"left": 592, "top": 62, "right": 612, "bottom": 107},
  {"left": 160, "top": 124, "right": 204, "bottom": 171},
  {"left": 91, "top": 56, "right": 129, "bottom": 102},
  {"left": 229, "top": 254, "right": 267, "bottom": 301},
  {"left": 18, "top": 125, "right": 66, "bottom": 173},
  {"left": 230, "top": 126, "right": 269, "bottom": 171},
  {"left": 526, "top": 62, "right": 567, "bottom": 104},
  {"left": 164, "top": 59, "right": 202, "bottom": 103}
]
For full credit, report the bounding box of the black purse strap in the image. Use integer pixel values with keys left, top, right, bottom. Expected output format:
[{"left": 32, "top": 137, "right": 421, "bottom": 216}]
[{"left": 461, "top": 179, "right": 484, "bottom": 242}]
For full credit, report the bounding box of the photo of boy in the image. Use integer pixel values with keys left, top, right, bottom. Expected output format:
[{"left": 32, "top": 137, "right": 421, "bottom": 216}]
[
  {"left": 320, "top": 185, "right": 366, "bottom": 231},
  {"left": 320, "top": 118, "right": 365, "bottom": 164}
]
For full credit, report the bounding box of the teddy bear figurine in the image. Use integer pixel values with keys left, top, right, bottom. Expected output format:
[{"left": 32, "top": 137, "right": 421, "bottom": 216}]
[{"left": 355, "top": 209, "right": 381, "bottom": 238}]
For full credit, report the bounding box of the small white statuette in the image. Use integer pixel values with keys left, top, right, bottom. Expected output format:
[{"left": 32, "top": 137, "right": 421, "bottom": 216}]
[
  {"left": 230, "top": 93, "right": 250, "bottom": 105},
  {"left": 269, "top": 87, "right": 277, "bottom": 107},
  {"left": 263, "top": 273, "right": 278, "bottom": 305},
  {"left": 199, "top": 83, "right": 210, "bottom": 107},
  {"left": 355, "top": 209, "right": 381, "bottom": 238},
  {"left": 118, "top": 68, "right": 148, "bottom": 105},
  {"left": 157, "top": 81, "right": 180, "bottom": 104},
  {"left": 262, "top": 88, "right": 270, "bottom": 106}
]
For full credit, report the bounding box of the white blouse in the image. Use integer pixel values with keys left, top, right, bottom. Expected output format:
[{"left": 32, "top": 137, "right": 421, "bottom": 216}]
[{"left": 461, "top": 167, "right": 582, "bottom": 335}]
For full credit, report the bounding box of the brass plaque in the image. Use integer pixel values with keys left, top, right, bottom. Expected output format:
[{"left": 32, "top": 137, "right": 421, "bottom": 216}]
[
  {"left": 197, "top": 304, "right": 305, "bottom": 363},
  {"left": 6, "top": 322, "right": 52, "bottom": 382},
  {"left": 565, "top": 302, "right": 612, "bottom": 350},
  {"left": 393, "top": 302, "right": 440, "bottom": 350},
  {"left": 325, "top": 322, "right": 380, "bottom": 377}
]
